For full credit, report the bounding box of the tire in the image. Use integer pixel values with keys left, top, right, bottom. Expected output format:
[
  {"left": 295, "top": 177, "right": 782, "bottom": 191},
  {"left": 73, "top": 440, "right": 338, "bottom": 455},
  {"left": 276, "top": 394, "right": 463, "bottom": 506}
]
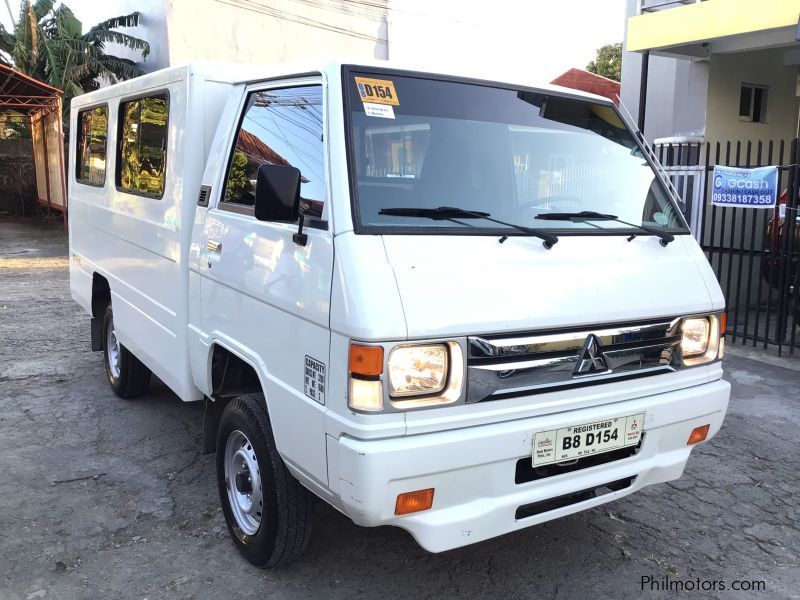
[
  {"left": 102, "top": 303, "right": 152, "bottom": 399},
  {"left": 216, "top": 394, "right": 313, "bottom": 567}
]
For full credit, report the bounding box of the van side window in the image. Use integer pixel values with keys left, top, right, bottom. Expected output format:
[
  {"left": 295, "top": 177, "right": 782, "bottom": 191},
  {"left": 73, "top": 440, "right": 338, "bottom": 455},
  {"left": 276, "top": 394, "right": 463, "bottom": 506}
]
[
  {"left": 75, "top": 106, "right": 108, "bottom": 186},
  {"left": 116, "top": 93, "right": 169, "bottom": 197},
  {"left": 222, "top": 85, "right": 325, "bottom": 218}
]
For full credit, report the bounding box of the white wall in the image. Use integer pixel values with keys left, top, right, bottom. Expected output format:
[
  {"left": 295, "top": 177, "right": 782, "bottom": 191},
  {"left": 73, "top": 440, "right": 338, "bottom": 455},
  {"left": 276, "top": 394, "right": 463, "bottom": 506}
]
[
  {"left": 69, "top": 0, "right": 387, "bottom": 72},
  {"left": 167, "top": 0, "right": 387, "bottom": 66},
  {"left": 69, "top": 0, "right": 169, "bottom": 71}
]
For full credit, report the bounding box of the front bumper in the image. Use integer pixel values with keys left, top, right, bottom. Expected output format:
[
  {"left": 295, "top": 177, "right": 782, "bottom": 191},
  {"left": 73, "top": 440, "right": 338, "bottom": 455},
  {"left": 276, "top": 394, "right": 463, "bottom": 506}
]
[{"left": 331, "top": 378, "right": 730, "bottom": 552}]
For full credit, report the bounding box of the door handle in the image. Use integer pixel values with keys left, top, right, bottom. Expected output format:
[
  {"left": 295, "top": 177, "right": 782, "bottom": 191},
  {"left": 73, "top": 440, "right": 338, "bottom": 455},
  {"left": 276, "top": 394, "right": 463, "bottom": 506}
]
[{"left": 207, "top": 240, "right": 222, "bottom": 253}]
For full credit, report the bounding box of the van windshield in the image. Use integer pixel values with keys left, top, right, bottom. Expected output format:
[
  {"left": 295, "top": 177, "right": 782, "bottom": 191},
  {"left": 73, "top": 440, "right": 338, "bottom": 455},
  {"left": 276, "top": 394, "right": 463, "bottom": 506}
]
[{"left": 345, "top": 71, "right": 687, "bottom": 235}]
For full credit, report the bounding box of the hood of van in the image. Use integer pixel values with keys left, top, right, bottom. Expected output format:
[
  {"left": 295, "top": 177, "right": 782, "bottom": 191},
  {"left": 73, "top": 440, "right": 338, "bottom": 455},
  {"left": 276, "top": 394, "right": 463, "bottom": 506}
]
[{"left": 381, "top": 233, "right": 721, "bottom": 339}]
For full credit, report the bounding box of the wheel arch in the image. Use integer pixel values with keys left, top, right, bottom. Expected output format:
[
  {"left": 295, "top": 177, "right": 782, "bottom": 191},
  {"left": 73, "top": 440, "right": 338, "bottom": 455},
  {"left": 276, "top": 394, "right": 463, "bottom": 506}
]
[
  {"left": 202, "top": 340, "right": 270, "bottom": 454},
  {"left": 89, "top": 273, "right": 111, "bottom": 351}
]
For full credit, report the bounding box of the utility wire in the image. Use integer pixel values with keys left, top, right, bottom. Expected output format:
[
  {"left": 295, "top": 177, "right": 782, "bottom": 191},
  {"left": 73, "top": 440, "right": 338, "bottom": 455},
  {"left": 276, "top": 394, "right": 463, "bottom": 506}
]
[{"left": 213, "top": 0, "right": 388, "bottom": 45}]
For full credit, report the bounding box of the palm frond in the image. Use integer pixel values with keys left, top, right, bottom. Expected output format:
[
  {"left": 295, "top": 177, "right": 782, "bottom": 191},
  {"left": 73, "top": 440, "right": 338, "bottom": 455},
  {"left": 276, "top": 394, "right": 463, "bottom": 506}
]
[
  {"left": 31, "top": 0, "right": 55, "bottom": 21},
  {"left": 89, "top": 12, "right": 141, "bottom": 31},
  {"left": 97, "top": 55, "right": 145, "bottom": 81},
  {"left": 83, "top": 29, "right": 150, "bottom": 58},
  {"left": 0, "top": 26, "right": 16, "bottom": 55},
  {"left": 41, "top": 36, "right": 63, "bottom": 84}
]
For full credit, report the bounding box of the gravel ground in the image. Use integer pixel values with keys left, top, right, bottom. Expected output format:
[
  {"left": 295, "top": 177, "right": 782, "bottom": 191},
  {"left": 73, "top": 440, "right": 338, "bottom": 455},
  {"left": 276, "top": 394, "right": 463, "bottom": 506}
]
[{"left": 1, "top": 217, "right": 798, "bottom": 600}]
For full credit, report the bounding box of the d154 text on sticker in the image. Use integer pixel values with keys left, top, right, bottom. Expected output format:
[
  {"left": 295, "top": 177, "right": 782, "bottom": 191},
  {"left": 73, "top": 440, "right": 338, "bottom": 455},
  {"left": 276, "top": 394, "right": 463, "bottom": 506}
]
[{"left": 354, "top": 77, "right": 399, "bottom": 106}]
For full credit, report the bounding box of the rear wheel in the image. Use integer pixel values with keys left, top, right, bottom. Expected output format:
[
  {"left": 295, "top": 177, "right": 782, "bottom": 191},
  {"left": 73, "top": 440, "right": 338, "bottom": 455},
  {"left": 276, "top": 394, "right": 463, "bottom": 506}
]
[
  {"left": 216, "top": 394, "right": 313, "bottom": 567},
  {"left": 102, "top": 303, "right": 151, "bottom": 399}
]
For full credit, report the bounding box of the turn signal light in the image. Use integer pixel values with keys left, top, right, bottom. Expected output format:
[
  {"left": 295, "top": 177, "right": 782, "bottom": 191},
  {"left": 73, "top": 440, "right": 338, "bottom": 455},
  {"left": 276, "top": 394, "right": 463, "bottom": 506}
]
[
  {"left": 349, "top": 344, "right": 384, "bottom": 376},
  {"left": 687, "top": 424, "right": 710, "bottom": 445},
  {"left": 395, "top": 488, "right": 435, "bottom": 515}
]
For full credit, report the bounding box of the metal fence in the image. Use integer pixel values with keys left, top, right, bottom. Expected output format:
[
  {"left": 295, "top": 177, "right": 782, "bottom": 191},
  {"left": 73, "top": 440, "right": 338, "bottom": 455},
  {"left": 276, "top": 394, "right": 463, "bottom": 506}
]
[{"left": 655, "top": 138, "right": 800, "bottom": 355}]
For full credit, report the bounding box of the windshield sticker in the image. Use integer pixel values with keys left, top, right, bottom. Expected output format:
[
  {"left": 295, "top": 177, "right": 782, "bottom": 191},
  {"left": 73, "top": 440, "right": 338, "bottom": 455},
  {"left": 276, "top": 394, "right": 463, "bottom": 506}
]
[
  {"left": 355, "top": 77, "right": 399, "bottom": 106},
  {"left": 363, "top": 103, "right": 395, "bottom": 119},
  {"left": 652, "top": 212, "right": 669, "bottom": 225}
]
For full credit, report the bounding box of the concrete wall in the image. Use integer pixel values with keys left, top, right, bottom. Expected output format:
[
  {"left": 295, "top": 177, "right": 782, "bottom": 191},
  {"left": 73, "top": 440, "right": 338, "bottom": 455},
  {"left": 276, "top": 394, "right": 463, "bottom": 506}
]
[
  {"left": 167, "top": 0, "right": 387, "bottom": 66},
  {"left": 621, "top": 0, "right": 709, "bottom": 141},
  {"left": 70, "top": 0, "right": 387, "bottom": 73},
  {"left": 69, "top": 0, "right": 169, "bottom": 72},
  {"left": 705, "top": 47, "right": 799, "bottom": 148}
]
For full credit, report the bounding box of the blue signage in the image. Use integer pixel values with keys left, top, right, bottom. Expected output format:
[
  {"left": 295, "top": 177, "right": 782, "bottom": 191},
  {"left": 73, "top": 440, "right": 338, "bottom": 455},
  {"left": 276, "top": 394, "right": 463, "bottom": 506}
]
[{"left": 711, "top": 165, "right": 778, "bottom": 208}]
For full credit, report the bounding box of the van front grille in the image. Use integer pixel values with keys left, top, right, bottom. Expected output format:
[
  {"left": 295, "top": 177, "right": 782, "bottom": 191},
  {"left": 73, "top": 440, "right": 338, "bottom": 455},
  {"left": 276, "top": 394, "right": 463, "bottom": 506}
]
[{"left": 466, "top": 318, "right": 681, "bottom": 402}]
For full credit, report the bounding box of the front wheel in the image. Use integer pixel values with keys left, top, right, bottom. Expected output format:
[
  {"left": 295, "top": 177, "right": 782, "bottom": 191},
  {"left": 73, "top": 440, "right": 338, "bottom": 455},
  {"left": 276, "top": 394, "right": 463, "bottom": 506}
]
[
  {"left": 102, "top": 303, "right": 151, "bottom": 399},
  {"left": 216, "top": 394, "right": 313, "bottom": 567}
]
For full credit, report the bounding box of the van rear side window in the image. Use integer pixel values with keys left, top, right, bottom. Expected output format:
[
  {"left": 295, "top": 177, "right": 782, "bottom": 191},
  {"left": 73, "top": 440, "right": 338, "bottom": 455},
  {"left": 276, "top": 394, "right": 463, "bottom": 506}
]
[
  {"left": 116, "top": 93, "right": 169, "bottom": 198},
  {"left": 75, "top": 106, "right": 108, "bottom": 186}
]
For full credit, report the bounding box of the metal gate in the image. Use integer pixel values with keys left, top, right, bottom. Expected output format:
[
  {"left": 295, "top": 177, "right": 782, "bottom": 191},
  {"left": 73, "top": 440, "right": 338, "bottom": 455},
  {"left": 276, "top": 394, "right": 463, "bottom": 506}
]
[{"left": 655, "top": 138, "right": 800, "bottom": 355}]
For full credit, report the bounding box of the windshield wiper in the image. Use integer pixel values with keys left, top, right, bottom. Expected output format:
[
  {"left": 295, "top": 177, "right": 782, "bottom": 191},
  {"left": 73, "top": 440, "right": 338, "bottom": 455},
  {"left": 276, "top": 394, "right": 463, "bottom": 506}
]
[
  {"left": 379, "top": 206, "right": 558, "bottom": 249},
  {"left": 535, "top": 211, "right": 674, "bottom": 246}
]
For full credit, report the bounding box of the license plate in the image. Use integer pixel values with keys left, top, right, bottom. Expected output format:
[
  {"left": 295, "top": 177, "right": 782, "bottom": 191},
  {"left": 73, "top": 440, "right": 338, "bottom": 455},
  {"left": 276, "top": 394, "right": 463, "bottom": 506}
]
[{"left": 532, "top": 413, "right": 644, "bottom": 466}]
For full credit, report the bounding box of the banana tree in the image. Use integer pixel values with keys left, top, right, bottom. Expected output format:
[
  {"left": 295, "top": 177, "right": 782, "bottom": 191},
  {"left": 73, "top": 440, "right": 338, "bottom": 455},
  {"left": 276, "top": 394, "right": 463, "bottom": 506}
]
[{"left": 0, "top": 0, "right": 150, "bottom": 126}]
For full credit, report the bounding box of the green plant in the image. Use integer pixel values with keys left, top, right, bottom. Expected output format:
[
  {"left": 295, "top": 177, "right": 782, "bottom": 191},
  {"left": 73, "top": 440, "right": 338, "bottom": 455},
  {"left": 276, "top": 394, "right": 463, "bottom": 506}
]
[
  {"left": 586, "top": 42, "right": 622, "bottom": 82},
  {"left": 0, "top": 0, "right": 150, "bottom": 125}
]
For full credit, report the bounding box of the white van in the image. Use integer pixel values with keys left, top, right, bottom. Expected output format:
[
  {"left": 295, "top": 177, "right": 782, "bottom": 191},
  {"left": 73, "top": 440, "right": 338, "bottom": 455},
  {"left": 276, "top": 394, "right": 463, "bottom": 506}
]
[{"left": 69, "top": 60, "right": 730, "bottom": 566}]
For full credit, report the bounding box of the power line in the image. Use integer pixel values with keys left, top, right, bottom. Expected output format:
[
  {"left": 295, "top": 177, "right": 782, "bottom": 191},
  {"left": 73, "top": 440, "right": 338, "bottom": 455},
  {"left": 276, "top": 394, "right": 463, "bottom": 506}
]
[
  {"left": 287, "top": 0, "right": 474, "bottom": 26},
  {"left": 213, "top": 0, "right": 388, "bottom": 45}
]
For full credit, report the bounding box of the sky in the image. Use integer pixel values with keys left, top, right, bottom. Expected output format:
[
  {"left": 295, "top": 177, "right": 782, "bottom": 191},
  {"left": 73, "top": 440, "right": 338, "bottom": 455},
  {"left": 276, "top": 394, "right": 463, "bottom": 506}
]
[
  {"left": 0, "top": 0, "right": 626, "bottom": 83},
  {"left": 390, "top": 0, "right": 626, "bottom": 83}
]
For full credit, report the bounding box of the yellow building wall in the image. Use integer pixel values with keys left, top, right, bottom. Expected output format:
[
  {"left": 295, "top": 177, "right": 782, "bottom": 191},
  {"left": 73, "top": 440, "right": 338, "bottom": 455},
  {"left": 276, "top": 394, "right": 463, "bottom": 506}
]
[{"left": 627, "top": 0, "right": 800, "bottom": 52}]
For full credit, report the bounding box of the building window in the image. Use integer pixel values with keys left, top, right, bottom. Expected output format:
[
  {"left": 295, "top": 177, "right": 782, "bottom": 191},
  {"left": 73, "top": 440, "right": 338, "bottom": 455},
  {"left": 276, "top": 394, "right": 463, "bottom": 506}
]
[
  {"left": 739, "top": 84, "right": 768, "bottom": 123},
  {"left": 75, "top": 106, "right": 108, "bottom": 186},
  {"left": 222, "top": 85, "right": 325, "bottom": 218},
  {"left": 116, "top": 93, "right": 169, "bottom": 197}
]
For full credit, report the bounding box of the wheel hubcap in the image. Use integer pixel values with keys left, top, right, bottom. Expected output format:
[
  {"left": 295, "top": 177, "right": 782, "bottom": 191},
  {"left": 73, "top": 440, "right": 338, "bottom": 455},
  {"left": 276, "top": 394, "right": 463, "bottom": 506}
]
[
  {"left": 106, "top": 319, "right": 121, "bottom": 380},
  {"left": 224, "top": 430, "right": 263, "bottom": 535}
]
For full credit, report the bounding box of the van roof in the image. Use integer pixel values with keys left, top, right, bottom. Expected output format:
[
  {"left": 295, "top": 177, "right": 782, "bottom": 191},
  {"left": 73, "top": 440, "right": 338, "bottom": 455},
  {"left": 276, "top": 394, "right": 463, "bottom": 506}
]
[{"left": 71, "top": 58, "right": 614, "bottom": 109}]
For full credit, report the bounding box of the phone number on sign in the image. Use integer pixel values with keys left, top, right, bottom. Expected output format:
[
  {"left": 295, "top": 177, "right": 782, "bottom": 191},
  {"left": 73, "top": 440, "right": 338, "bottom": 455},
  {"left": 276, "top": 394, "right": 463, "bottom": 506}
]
[{"left": 712, "top": 192, "right": 774, "bottom": 205}]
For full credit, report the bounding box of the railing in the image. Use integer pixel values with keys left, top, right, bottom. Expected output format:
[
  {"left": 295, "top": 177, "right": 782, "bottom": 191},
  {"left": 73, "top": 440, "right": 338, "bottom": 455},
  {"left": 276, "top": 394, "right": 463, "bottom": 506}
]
[
  {"left": 656, "top": 137, "right": 800, "bottom": 355},
  {"left": 638, "top": 0, "right": 703, "bottom": 14}
]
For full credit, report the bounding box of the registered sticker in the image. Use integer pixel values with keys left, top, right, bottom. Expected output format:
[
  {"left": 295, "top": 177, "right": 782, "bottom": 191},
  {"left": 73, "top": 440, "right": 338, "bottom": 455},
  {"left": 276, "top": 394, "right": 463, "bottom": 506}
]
[
  {"left": 354, "top": 77, "right": 399, "bottom": 105},
  {"left": 304, "top": 356, "right": 326, "bottom": 405},
  {"left": 363, "top": 103, "right": 395, "bottom": 119}
]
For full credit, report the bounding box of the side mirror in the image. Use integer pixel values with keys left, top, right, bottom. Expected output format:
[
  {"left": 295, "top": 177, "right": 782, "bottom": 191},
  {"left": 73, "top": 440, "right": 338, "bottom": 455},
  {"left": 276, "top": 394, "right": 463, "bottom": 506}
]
[{"left": 254, "top": 163, "right": 300, "bottom": 222}]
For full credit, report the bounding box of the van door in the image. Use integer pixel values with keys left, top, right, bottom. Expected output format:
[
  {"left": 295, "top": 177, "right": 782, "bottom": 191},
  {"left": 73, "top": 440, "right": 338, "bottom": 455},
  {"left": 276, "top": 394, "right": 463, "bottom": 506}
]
[{"left": 197, "top": 79, "right": 333, "bottom": 486}]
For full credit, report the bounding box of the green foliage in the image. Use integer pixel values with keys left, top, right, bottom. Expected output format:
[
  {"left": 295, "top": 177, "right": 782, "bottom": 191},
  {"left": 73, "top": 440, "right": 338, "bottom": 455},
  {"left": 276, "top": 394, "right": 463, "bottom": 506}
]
[
  {"left": 0, "top": 1, "right": 151, "bottom": 127},
  {"left": 119, "top": 96, "right": 167, "bottom": 195},
  {"left": 225, "top": 151, "right": 253, "bottom": 201},
  {"left": 586, "top": 43, "right": 622, "bottom": 82}
]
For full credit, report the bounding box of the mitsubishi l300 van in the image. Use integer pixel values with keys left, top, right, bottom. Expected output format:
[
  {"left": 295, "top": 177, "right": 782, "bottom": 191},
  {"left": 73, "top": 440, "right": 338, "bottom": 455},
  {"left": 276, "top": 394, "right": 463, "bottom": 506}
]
[{"left": 68, "top": 60, "right": 730, "bottom": 566}]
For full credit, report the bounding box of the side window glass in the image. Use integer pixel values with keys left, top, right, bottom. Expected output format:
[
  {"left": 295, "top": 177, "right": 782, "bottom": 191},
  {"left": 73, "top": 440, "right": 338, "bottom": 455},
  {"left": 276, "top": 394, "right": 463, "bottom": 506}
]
[
  {"left": 117, "top": 93, "right": 169, "bottom": 197},
  {"left": 223, "top": 85, "right": 325, "bottom": 218},
  {"left": 75, "top": 106, "right": 108, "bottom": 185}
]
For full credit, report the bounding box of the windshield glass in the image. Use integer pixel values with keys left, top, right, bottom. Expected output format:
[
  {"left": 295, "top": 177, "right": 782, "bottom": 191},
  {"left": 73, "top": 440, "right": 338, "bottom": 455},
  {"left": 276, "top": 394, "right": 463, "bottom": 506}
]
[{"left": 345, "top": 71, "right": 686, "bottom": 234}]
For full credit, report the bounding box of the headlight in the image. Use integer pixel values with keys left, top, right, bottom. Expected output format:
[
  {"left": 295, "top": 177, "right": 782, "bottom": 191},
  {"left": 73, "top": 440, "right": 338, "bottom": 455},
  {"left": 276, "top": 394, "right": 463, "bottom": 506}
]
[
  {"left": 682, "top": 317, "right": 710, "bottom": 357},
  {"left": 347, "top": 341, "right": 465, "bottom": 412},
  {"left": 681, "top": 314, "right": 722, "bottom": 366},
  {"left": 388, "top": 344, "right": 448, "bottom": 397}
]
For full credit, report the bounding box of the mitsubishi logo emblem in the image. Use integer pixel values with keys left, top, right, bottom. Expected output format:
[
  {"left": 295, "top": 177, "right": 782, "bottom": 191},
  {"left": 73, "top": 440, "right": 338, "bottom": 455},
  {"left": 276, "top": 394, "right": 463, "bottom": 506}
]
[{"left": 574, "top": 334, "right": 610, "bottom": 376}]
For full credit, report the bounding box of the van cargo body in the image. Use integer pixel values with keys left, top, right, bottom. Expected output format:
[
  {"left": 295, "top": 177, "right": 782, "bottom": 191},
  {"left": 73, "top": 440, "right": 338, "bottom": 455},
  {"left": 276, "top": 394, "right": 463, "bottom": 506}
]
[{"left": 68, "top": 60, "right": 730, "bottom": 566}]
